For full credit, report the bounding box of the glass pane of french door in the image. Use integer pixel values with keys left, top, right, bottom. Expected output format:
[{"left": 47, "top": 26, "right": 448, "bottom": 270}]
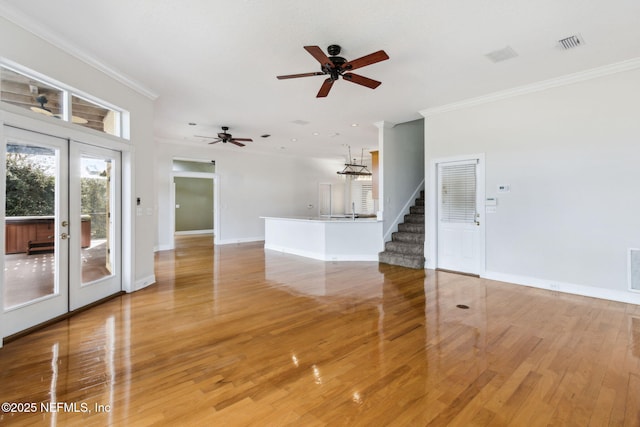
[
  {"left": 69, "top": 142, "right": 121, "bottom": 311},
  {"left": 80, "top": 156, "right": 113, "bottom": 283},
  {"left": 2, "top": 126, "right": 69, "bottom": 337}
]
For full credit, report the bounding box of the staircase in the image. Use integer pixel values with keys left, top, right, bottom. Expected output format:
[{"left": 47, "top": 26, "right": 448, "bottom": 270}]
[{"left": 378, "top": 191, "right": 425, "bottom": 269}]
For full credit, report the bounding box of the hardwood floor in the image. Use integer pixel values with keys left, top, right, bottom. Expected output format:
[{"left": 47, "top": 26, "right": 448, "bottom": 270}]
[{"left": 1, "top": 235, "right": 640, "bottom": 426}]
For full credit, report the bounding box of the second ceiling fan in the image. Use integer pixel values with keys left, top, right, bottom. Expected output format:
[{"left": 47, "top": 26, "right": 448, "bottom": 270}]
[
  {"left": 196, "top": 126, "right": 253, "bottom": 147},
  {"left": 277, "top": 45, "right": 389, "bottom": 98}
]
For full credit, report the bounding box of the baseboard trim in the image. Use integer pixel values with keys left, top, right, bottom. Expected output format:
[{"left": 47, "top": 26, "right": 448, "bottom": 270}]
[
  {"left": 436, "top": 268, "right": 480, "bottom": 278},
  {"left": 215, "top": 237, "right": 264, "bottom": 245},
  {"left": 175, "top": 230, "right": 214, "bottom": 236},
  {"left": 134, "top": 274, "right": 156, "bottom": 291},
  {"left": 482, "top": 270, "right": 640, "bottom": 305}
]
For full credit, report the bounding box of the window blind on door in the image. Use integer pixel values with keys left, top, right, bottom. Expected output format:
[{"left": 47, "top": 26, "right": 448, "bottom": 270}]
[{"left": 440, "top": 163, "right": 476, "bottom": 223}]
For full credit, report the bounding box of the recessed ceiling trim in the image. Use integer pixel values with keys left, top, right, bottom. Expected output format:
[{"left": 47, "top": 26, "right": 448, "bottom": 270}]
[{"left": 420, "top": 57, "right": 640, "bottom": 117}]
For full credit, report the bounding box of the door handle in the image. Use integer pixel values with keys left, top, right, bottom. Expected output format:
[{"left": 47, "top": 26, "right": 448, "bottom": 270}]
[
  {"left": 61, "top": 220, "right": 68, "bottom": 227},
  {"left": 60, "top": 233, "right": 69, "bottom": 239}
]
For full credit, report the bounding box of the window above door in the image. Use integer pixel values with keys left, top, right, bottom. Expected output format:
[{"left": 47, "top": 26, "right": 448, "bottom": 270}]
[{"left": 0, "top": 60, "right": 128, "bottom": 139}]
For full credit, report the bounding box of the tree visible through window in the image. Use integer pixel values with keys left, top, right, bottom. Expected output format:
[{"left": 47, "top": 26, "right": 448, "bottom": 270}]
[
  {"left": 5, "top": 150, "right": 55, "bottom": 216},
  {"left": 81, "top": 173, "right": 108, "bottom": 239}
]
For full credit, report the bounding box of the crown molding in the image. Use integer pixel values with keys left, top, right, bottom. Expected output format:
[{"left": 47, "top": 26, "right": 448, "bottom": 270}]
[
  {"left": 0, "top": 4, "right": 159, "bottom": 100},
  {"left": 420, "top": 57, "right": 640, "bottom": 117}
]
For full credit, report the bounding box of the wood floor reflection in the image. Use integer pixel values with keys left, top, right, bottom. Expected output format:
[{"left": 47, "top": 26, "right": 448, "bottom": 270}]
[{"left": 1, "top": 235, "right": 640, "bottom": 426}]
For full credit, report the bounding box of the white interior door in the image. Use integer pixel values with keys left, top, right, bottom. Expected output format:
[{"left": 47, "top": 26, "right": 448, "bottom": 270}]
[
  {"left": 2, "top": 126, "right": 69, "bottom": 336},
  {"left": 69, "top": 142, "right": 121, "bottom": 310},
  {"left": 437, "top": 159, "right": 483, "bottom": 274}
]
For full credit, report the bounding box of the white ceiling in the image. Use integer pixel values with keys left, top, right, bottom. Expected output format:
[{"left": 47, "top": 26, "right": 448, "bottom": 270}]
[{"left": 1, "top": 0, "right": 639, "bottom": 161}]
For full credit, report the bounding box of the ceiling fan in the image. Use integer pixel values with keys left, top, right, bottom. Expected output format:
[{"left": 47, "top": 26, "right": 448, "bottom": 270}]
[
  {"left": 277, "top": 44, "right": 389, "bottom": 98},
  {"left": 30, "top": 95, "right": 89, "bottom": 124},
  {"left": 196, "top": 126, "right": 253, "bottom": 147}
]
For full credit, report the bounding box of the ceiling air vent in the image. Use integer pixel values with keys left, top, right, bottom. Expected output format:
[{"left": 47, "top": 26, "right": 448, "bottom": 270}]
[
  {"left": 558, "top": 34, "right": 585, "bottom": 50},
  {"left": 485, "top": 46, "right": 518, "bottom": 63}
]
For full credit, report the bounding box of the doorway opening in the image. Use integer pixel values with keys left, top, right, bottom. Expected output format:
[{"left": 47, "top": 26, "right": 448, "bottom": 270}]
[
  {"left": 175, "top": 177, "right": 214, "bottom": 234},
  {"left": 169, "top": 159, "right": 218, "bottom": 249}
]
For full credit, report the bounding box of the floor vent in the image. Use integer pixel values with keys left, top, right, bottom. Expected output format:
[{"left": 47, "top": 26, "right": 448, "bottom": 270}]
[
  {"left": 558, "top": 34, "right": 585, "bottom": 50},
  {"left": 629, "top": 248, "right": 640, "bottom": 292}
]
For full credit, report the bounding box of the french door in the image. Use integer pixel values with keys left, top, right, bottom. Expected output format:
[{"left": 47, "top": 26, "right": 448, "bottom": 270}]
[
  {"left": 3, "top": 127, "right": 69, "bottom": 335},
  {"left": 69, "top": 142, "right": 121, "bottom": 310},
  {"left": 2, "top": 126, "right": 121, "bottom": 337}
]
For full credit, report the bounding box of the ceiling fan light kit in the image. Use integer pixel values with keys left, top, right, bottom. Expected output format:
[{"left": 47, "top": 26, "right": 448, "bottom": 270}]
[
  {"left": 277, "top": 44, "right": 389, "bottom": 97},
  {"left": 196, "top": 126, "right": 253, "bottom": 147},
  {"left": 29, "top": 95, "right": 54, "bottom": 116}
]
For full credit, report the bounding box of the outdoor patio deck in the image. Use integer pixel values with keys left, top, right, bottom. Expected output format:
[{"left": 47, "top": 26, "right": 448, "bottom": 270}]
[{"left": 3, "top": 239, "right": 110, "bottom": 308}]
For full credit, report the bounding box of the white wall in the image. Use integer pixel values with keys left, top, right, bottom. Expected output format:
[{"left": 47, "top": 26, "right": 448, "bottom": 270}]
[
  {"left": 379, "top": 119, "right": 425, "bottom": 239},
  {"left": 424, "top": 67, "right": 640, "bottom": 303},
  {"left": 0, "top": 16, "right": 157, "bottom": 289},
  {"left": 155, "top": 141, "right": 346, "bottom": 248}
]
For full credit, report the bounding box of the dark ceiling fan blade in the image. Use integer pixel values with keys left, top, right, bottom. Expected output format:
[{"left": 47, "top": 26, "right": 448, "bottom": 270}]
[
  {"left": 342, "top": 73, "right": 382, "bottom": 89},
  {"left": 195, "top": 135, "right": 224, "bottom": 144},
  {"left": 304, "top": 45, "right": 335, "bottom": 68},
  {"left": 277, "top": 72, "right": 325, "bottom": 80},
  {"left": 231, "top": 138, "right": 253, "bottom": 142},
  {"left": 230, "top": 140, "right": 246, "bottom": 147},
  {"left": 316, "top": 78, "right": 335, "bottom": 98},
  {"left": 342, "top": 50, "right": 389, "bottom": 71}
]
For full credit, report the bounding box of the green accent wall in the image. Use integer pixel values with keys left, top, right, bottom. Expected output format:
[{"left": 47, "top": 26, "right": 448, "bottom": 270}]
[{"left": 175, "top": 177, "right": 213, "bottom": 231}]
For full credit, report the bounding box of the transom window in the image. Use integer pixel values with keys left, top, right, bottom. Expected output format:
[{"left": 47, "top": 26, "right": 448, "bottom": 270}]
[{"left": 0, "top": 61, "right": 128, "bottom": 139}]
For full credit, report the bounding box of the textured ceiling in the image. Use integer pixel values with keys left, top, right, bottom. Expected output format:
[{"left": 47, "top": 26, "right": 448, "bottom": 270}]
[{"left": 1, "top": 0, "right": 639, "bottom": 160}]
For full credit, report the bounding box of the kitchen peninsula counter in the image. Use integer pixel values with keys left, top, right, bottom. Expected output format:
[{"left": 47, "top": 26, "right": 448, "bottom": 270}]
[{"left": 262, "top": 216, "right": 384, "bottom": 261}]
